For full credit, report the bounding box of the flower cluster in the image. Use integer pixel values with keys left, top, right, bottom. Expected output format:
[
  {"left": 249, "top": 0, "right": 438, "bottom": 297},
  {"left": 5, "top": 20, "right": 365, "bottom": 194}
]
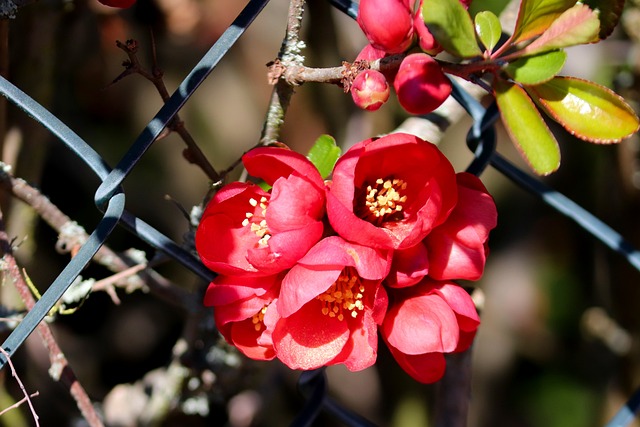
[
  {"left": 196, "top": 133, "right": 497, "bottom": 383},
  {"left": 351, "top": 0, "right": 471, "bottom": 114}
]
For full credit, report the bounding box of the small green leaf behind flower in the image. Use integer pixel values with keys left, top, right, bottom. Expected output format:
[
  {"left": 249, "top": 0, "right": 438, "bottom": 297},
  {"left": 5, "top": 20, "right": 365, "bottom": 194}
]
[
  {"left": 525, "top": 77, "right": 640, "bottom": 143},
  {"left": 423, "top": 0, "right": 482, "bottom": 58},
  {"left": 494, "top": 78, "right": 561, "bottom": 175},
  {"left": 307, "top": 134, "right": 342, "bottom": 179},
  {"left": 504, "top": 49, "right": 566, "bottom": 85},
  {"left": 475, "top": 10, "right": 502, "bottom": 54}
]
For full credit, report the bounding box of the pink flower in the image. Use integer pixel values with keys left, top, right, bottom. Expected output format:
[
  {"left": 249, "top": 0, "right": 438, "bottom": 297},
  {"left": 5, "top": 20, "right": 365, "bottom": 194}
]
[
  {"left": 425, "top": 173, "right": 497, "bottom": 281},
  {"left": 196, "top": 147, "right": 325, "bottom": 276},
  {"left": 357, "top": 0, "right": 414, "bottom": 54},
  {"left": 381, "top": 279, "right": 480, "bottom": 383},
  {"left": 326, "top": 133, "right": 458, "bottom": 250},
  {"left": 205, "top": 274, "right": 283, "bottom": 360},
  {"left": 273, "top": 236, "right": 391, "bottom": 371}
]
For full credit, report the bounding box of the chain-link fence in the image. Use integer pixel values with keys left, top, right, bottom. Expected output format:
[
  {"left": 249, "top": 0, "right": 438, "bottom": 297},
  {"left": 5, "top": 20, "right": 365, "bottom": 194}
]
[{"left": 0, "top": 0, "right": 639, "bottom": 425}]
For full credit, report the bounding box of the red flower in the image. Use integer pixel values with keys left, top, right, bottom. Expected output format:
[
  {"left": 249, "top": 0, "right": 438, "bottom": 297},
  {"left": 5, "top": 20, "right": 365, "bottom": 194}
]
[
  {"left": 273, "top": 236, "right": 390, "bottom": 371},
  {"left": 386, "top": 173, "right": 497, "bottom": 285},
  {"left": 381, "top": 279, "right": 480, "bottom": 383},
  {"left": 357, "top": 0, "right": 414, "bottom": 54},
  {"left": 196, "top": 147, "right": 325, "bottom": 276},
  {"left": 326, "top": 133, "right": 457, "bottom": 250},
  {"left": 425, "top": 173, "right": 497, "bottom": 281},
  {"left": 205, "top": 274, "right": 283, "bottom": 360}
]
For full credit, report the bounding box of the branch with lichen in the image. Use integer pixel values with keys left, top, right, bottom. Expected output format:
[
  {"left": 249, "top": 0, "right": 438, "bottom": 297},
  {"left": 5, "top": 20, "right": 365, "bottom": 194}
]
[
  {"left": 0, "top": 162, "right": 198, "bottom": 310},
  {"left": 0, "top": 207, "right": 104, "bottom": 427},
  {"left": 260, "top": 0, "right": 307, "bottom": 145}
]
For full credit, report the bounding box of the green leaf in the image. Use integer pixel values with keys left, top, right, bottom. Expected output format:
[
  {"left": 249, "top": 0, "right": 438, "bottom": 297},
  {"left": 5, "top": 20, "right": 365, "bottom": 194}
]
[
  {"left": 469, "top": 0, "right": 511, "bottom": 17},
  {"left": 307, "top": 134, "right": 341, "bottom": 179},
  {"left": 525, "top": 76, "right": 640, "bottom": 143},
  {"left": 581, "top": 0, "right": 625, "bottom": 40},
  {"left": 520, "top": 3, "right": 600, "bottom": 55},
  {"left": 423, "top": 0, "right": 482, "bottom": 58},
  {"left": 475, "top": 11, "right": 502, "bottom": 53},
  {"left": 504, "top": 49, "right": 567, "bottom": 85},
  {"left": 511, "top": 0, "right": 577, "bottom": 43},
  {"left": 494, "top": 78, "right": 561, "bottom": 175}
]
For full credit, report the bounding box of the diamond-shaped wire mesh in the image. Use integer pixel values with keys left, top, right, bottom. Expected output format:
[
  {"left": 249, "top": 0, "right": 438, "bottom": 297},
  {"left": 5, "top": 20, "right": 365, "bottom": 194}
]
[{"left": 0, "top": 0, "right": 639, "bottom": 425}]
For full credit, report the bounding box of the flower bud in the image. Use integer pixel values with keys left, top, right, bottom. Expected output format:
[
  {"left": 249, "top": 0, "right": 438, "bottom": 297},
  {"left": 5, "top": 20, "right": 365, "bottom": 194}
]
[
  {"left": 357, "top": 0, "right": 414, "bottom": 54},
  {"left": 351, "top": 70, "right": 390, "bottom": 111},
  {"left": 394, "top": 53, "right": 451, "bottom": 115}
]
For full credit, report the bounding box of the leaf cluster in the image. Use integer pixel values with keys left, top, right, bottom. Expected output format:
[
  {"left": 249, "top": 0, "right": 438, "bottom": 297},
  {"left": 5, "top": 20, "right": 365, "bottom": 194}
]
[{"left": 425, "top": 0, "right": 638, "bottom": 174}]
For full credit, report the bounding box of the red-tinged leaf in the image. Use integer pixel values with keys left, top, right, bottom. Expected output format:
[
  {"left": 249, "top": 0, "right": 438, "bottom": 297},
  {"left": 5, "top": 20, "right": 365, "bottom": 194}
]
[
  {"left": 525, "top": 76, "right": 640, "bottom": 143},
  {"left": 511, "top": 0, "right": 577, "bottom": 43},
  {"left": 521, "top": 3, "right": 600, "bottom": 55},
  {"left": 581, "top": 0, "right": 625, "bottom": 40},
  {"left": 494, "top": 78, "right": 561, "bottom": 175}
]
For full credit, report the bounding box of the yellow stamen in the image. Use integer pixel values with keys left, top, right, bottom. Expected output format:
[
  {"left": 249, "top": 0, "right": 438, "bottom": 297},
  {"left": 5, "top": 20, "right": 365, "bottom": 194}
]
[
  {"left": 317, "top": 268, "right": 366, "bottom": 321},
  {"left": 243, "top": 196, "right": 272, "bottom": 246},
  {"left": 358, "top": 177, "right": 408, "bottom": 225},
  {"left": 251, "top": 305, "right": 269, "bottom": 332}
]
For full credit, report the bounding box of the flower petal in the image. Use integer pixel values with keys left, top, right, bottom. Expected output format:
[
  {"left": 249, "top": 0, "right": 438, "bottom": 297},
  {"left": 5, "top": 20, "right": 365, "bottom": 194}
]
[
  {"left": 243, "top": 146, "right": 324, "bottom": 190},
  {"left": 230, "top": 318, "right": 276, "bottom": 360},
  {"left": 386, "top": 344, "right": 447, "bottom": 383},
  {"left": 330, "top": 311, "right": 379, "bottom": 371},
  {"left": 196, "top": 182, "right": 269, "bottom": 276},
  {"left": 386, "top": 242, "right": 430, "bottom": 288},
  {"left": 273, "top": 300, "right": 350, "bottom": 370},
  {"left": 204, "top": 275, "right": 277, "bottom": 307},
  {"left": 382, "top": 288, "right": 459, "bottom": 354},
  {"left": 426, "top": 173, "right": 497, "bottom": 281}
]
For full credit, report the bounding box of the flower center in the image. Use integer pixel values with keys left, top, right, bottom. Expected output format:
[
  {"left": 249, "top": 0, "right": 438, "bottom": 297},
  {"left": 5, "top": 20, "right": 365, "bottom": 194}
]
[
  {"left": 251, "top": 305, "right": 269, "bottom": 332},
  {"left": 242, "top": 196, "right": 271, "bottom": 246},
  {"left": 358, "top": 177, "right": 408, "bottom": 225},
  {"left": 317, "top": 268, "right": 365, "bottom": 321}
]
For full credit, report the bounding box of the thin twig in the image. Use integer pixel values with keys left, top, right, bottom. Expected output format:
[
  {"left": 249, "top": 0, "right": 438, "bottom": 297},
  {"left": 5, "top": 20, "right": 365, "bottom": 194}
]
[
  {"left": 0, "top": 164, "right": 198, "bottom": 310},
  {"left": 0, "top": 347, "right": 39, "bottom": 426},
  {"left": 0, "top": 207, "right": 104, "bottom": 427},
  {"left": 111, "top": 39, "right": 221, "bottom": 183}
]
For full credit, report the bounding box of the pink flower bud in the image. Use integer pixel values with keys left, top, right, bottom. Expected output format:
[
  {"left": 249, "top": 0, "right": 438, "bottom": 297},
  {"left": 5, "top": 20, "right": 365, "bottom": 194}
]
[
  {"left": 357, "top": 0, "right": 414, "bottom": 54},
  {"left": 394, "top": 53, "right": 451, "bottom": 115},
  {"left": 351, "top": 70, "right": 390, "bottom": 111}
]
